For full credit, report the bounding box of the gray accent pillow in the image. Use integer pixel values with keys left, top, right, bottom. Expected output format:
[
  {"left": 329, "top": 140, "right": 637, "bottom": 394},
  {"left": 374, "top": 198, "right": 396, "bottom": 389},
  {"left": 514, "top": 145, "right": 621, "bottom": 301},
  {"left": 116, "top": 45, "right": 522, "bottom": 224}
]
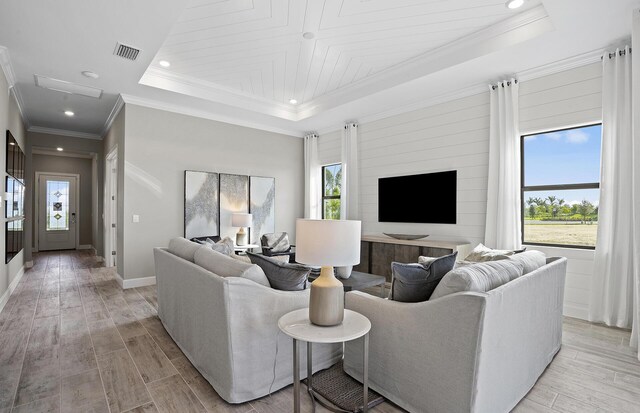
[
  {"left": 390, "top": 252, "right": 458, "bottom": 302},
  {"left": 246, "top": 252, "right": 309, "bottom": 291},
  {"left": 430, "top": 259, "right": 525, "bottom": 300},
  {"left": 262, "top": 232, "right": 291, "bottom": 253},
  {"left": 168, "top": 237, "right": 201, "bottom": 262},
  {"left": 194, "top": 248, "right": 270, "bottom": 287}
]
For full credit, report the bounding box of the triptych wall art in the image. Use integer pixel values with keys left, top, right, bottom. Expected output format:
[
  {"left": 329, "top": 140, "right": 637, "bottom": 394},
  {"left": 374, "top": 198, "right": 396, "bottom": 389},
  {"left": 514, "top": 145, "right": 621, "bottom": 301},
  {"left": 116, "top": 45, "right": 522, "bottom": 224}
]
[{"left": 184, "top": 170, "right": 275, "bottom": 243}]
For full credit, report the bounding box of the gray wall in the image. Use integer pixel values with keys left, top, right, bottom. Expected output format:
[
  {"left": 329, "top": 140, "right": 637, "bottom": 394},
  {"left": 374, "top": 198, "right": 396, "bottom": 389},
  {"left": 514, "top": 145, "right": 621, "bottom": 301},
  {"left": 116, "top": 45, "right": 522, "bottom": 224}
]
[
  {"left": 25, "top": 132, "right": 104, "bottom": 261},
  {"left": 121, "top": 103, "right": 304, "bottom": 279},
  {"left": 103, "top": 108, "right": 125, "bottom": 275},
  {"left": 31, "top": 154, "right": 93, "bottom": 246},
  {"left": 0, "top": 69, "right": 26, "bottom": 302}
]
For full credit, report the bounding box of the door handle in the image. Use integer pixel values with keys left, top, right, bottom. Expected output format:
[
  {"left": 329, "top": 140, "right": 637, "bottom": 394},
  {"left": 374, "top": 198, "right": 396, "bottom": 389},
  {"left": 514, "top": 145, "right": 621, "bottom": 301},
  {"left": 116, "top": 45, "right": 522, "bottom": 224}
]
[{"left": 71, "top": 213, "right": 76, "bottom": 224}]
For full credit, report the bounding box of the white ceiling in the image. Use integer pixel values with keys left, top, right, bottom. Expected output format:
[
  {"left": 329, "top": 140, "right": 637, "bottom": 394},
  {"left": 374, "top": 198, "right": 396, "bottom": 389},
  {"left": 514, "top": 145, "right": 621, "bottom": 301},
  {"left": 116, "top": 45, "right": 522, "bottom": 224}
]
[{"left": 0, "top": 0, "right": 639, "bottom": 138}]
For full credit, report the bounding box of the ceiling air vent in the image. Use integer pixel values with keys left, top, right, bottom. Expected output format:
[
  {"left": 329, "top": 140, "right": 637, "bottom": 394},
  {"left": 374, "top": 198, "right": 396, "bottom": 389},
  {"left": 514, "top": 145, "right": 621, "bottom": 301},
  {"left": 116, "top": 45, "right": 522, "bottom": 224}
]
[{"left": 114, "top": 43, "right": 140, "bottom": 61}]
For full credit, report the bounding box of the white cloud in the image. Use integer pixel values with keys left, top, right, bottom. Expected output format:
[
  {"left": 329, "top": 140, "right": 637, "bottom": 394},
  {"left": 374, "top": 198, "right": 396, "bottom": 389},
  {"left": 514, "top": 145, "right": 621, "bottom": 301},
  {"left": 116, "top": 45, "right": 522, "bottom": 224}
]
[
  {"left": 542, "top": 132, "right": 563, "bottom": 141},
  {"left": 565, "top": 129, "right": 589, "bottom": 144}
]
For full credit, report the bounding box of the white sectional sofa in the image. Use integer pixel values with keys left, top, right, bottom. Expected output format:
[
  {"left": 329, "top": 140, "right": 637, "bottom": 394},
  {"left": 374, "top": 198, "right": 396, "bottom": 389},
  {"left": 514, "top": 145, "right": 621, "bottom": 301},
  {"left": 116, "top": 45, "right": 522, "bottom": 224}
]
[
  {"left": 343, "top": 256, "right": 567, "bottom": 413},
  {"left": 153, "top": 238, "right": 342, "bottom": 403}
]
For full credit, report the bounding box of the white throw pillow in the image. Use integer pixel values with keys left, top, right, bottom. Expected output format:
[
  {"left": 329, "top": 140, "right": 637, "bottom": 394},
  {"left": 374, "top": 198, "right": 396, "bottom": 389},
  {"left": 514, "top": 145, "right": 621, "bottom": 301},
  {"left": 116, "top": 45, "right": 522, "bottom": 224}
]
[
  {"left": 464, "top": 243, "right": 516, "bottom": 262},
  {"left": 194, "top": 247, "right": 270, "bottom": 287},
  {"left": 197, "top": 236, "right": 235, "bottom": 256},
  {"left": 508, "top": 250, "right": 546, "bottom": 275},
  {"left": 429, "top": 259, "right": 525, "bottom": 300}
]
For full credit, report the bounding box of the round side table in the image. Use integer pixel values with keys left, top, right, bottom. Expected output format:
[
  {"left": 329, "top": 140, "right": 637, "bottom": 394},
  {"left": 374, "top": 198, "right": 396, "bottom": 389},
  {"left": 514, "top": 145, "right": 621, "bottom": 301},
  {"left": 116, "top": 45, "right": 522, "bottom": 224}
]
[{"left": 278, "top": 308, "right": 371, "bottom": 413}]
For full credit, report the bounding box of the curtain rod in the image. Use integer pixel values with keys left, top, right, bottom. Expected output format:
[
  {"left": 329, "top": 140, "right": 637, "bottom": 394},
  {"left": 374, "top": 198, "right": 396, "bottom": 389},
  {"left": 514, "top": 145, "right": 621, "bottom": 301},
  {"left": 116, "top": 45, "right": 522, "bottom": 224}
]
[
  {"left": 491, "top": 79, "right": 518, "bottom": 90},
  {"left": 601, "top": 48, "right": 632, "bottom": 60}
]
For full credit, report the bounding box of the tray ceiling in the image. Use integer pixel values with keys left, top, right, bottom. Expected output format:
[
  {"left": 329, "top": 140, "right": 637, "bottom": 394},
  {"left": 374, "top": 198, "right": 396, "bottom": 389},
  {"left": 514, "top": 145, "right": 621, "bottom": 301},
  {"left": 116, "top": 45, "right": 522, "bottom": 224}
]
[{"left": 142, "top": 0, "right": 547, "bottom": 120}]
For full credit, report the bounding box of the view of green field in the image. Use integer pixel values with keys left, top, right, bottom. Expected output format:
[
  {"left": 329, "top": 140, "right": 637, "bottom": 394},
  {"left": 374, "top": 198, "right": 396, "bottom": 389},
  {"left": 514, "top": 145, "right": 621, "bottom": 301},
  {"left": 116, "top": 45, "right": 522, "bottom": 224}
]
[{"left": 524, "top": 221, "right": 598, "bottom": 247}]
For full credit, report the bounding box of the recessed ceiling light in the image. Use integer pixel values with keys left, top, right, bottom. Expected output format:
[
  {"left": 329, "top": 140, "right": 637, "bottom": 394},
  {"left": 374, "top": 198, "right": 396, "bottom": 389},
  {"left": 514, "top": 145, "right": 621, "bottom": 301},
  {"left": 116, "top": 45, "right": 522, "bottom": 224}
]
[
  {"left": 81, "top": 71, "right": 99, "bottom": 79},
  {"left": 506, "top": 0, "right": 524, "bottom": 9},
  {"left": 56, "top": 147, "right": 64, "bottom": 152},
  {"left": 64, "top": 110, "right": 75, "bottom": 117},
  {"left": 159, "top": 60, "right": 171, "bottom": 68},
  {"left": 302, "top": 32, "right": 315, "bottom": 40},
  {"left": 289, "top": 99, "right": 298, "bottom": 104}
]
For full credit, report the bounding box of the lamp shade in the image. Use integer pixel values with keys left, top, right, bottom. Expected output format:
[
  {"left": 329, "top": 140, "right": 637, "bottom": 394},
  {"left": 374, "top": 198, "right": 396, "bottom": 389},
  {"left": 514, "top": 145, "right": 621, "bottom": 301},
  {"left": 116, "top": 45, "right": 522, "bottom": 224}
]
[
  {"left": 232, "top": 213, "right": 252, "bottom": 227},
  {"left": 295, "top": 219, "right": 361, "bottom": 267}
]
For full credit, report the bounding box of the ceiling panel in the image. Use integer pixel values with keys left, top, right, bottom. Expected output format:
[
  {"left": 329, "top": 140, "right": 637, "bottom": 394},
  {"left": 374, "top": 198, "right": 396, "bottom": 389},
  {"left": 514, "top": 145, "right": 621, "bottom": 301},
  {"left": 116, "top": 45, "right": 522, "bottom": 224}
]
[{"left": 150, "top": 0, "right": 543, "bottom": 107}]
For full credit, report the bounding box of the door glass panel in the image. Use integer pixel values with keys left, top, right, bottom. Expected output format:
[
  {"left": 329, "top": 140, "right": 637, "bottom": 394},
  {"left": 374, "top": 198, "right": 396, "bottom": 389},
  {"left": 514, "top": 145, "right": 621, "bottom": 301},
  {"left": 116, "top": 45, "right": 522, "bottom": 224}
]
[{"left": 46, "top": 180, "right": 69, "bottom": 231}]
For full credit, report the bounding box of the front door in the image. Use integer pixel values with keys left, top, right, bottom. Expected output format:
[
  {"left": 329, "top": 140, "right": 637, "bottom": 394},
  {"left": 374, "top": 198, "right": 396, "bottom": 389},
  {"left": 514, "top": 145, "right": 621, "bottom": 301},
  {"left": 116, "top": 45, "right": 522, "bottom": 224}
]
[{"left": 38, "top": 174, "right": 77, "bottom": 251}]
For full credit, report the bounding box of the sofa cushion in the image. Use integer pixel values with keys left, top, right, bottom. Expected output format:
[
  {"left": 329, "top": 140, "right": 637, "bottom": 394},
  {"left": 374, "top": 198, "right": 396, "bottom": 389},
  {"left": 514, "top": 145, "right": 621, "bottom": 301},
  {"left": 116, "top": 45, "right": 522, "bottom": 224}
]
[
  {"left": 168, "top": 237, "right": 201, "bottom": 262},
  {"left": 430, "top": 259, "right": 525, "bottom": 299},
  {"left": 508, "top": 250, "right": 546, "bottom": 275},
  {"left": 390, "top": 252, "right": 457, "bottom": 302},
  {"left": 194, "top": 248, "right": 270, "bottom": 287},
  {"left": 246, "top": 252, "right": 309, "bottom": 291},
  {"left": 464, "top": 243, "right": 516, "bottom": 262},
  {"left": 197, "top": 236, "right": 235, "bottom": 256}
]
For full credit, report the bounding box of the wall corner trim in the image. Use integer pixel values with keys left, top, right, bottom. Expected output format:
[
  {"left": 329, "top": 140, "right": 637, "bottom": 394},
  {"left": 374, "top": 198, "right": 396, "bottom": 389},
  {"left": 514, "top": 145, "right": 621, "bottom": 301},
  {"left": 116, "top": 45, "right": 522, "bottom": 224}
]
[
  {"left": 0, "top": 266, "right": 25, "bottom": 314},
  {"left": 115, "top": 273, "right": 156, "bottom": 290}
]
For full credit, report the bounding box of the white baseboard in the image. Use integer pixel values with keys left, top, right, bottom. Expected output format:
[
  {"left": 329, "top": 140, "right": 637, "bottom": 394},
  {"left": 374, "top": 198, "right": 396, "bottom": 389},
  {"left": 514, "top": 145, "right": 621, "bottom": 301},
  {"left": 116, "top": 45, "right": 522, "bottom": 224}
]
[
  {"left": 25, "top": 261, "right": 34, "bottom": 268},
  {"left": 564, "top": 303, "right": 588, "bottom": 321},
  {"left": 77, "top": 244, "right": 93, "bottom": 250},
  {"left": 0, "top": 266, "right": 25, "bottom": 314},
  {"left": 115, "top": 273, "right": 156, "bottom": 290}
]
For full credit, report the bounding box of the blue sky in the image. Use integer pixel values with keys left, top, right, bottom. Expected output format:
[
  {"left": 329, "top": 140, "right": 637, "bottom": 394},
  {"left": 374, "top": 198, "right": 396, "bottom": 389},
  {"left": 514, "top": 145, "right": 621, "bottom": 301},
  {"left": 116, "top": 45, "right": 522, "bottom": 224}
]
[{"left": 523, "top": 124, "right": 602, "bottom": 205}]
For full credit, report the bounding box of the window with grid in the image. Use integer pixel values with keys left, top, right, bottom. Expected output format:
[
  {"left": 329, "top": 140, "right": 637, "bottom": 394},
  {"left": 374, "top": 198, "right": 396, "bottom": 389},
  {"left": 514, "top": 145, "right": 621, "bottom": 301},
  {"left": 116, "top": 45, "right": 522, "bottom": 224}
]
[
  {"left": 521, "top": 124, "right": 602, "bottom": 249},
  {"left": 322, "top": 163, "right": 342, "bottom": 220}
]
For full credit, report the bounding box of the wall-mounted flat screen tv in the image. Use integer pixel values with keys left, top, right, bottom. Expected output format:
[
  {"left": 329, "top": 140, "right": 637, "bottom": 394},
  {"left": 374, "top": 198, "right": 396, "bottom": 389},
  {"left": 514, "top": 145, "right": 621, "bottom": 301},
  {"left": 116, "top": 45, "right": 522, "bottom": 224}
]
[{"left": 378, "top": 170, "right": 457, "bottom": 224}]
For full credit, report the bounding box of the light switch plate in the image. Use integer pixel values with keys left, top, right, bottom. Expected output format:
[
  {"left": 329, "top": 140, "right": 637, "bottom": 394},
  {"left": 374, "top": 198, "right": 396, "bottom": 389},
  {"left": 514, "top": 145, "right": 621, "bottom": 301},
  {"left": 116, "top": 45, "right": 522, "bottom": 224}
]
[{"left": 132, "top": 214, "right": 140, "bottom": 223}]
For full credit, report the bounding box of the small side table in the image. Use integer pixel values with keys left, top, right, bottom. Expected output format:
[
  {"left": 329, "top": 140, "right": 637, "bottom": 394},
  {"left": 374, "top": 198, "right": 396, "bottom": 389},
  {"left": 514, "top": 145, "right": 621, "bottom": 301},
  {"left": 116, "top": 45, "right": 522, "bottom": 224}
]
[
  {"left": 278, "top": 309, "right": 371, "bottom": 413},
  {"left": 233, "top": 244, "right": 259, "bottom": 255}
]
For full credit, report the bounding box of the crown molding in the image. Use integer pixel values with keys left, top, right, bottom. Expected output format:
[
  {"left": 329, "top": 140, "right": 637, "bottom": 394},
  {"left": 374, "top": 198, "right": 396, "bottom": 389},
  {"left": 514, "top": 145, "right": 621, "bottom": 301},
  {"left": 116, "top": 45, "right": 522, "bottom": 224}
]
[
  {"left": 139, "top": 67, "right": 300, "bottom": 121},
  {"left": 316, "top": 47, "right": 606, "bottom": 136},
  {"left": 0, "top": 46, "right": 30, "bottom": 127},
  {"left": 27, "top": 126, "right": 102, "bottom": 140},
  {"left": 120, "top": 94, "right": 303, "bottom": 137},
  {"left": 101, "top": 94, "right": 125, "bottom": 137},
  {"left": 32, "top": 147, "right": 94, "bottom": 159}
]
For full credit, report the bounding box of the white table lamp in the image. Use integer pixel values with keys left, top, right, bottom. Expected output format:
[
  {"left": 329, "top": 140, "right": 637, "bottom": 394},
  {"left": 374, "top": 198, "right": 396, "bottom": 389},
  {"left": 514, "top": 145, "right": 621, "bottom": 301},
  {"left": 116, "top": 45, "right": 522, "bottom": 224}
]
[
  {"left": 295, "top": 218, "right": 361, "bottom": 326},
  {"left": 232, "top": 213, "right": 252, "bottom": 246}
]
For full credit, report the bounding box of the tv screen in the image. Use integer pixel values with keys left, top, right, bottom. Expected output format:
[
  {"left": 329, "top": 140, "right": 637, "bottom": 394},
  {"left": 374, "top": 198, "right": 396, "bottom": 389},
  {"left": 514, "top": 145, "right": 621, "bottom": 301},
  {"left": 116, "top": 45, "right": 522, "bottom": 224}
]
[{"left": 378, "top": 170, "right": 457, "bottom": 224}]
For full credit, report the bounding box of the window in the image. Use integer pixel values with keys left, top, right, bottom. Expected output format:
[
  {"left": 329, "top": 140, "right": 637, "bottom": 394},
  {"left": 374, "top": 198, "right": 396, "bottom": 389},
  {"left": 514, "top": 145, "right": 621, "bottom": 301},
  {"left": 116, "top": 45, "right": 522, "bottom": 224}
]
[
  {"left": 521, "top": 124, "right": 601, "bottom": 248},
  {"left": 322, "top": 163, "right": 342, "bottom": 219}
]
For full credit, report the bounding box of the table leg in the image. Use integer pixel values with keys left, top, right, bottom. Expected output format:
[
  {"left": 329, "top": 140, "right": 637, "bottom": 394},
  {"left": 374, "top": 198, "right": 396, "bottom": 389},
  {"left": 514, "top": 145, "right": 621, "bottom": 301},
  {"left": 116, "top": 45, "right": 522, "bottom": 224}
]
[
  {"left": 307, "top": 341, "right": 313, "bottom": 390},
  {"left": 363, "top": 333, "right": 369, "bottom": 413},
  {"left": 293, "top": 338, "right": 300, "bottom": 413}
]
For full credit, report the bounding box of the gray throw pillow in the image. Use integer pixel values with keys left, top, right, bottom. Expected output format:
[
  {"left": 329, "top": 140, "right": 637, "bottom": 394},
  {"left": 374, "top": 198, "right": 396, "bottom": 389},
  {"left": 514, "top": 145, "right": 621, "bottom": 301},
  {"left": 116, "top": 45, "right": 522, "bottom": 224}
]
[
  {"left": 262, "top": 232, "right": 291, "bottom": 253},
  {"left": 389, "top": 251, "right": 457, "bottom": 302},
  {"left": 246, "top": 252, "right": 309, "bottom": 291},
  {"left": 194, "top": 248, "right": 270, "bottom": 287}
]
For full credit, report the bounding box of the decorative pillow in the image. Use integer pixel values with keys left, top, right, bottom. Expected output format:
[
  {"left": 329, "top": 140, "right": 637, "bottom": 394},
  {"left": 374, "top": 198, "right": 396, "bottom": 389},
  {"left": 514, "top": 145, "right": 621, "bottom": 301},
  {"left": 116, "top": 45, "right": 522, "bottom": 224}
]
[
  {"left": 246, "top": 252, "right": 309, "bottom": 291},
  {"left": 508, "top": 250, "right": 546, "bottom": 275},
  {"left": 168, "top": 237, "right": 201, "bottom": 262},
  {"left": 417, "top": 256, "right": 438, "bottom": 265},
  {"left": 430, "top": 259, "right": 525, "bottom": 300},
  {"left": 194, "top": 248, "right": 270, "bottom": 287},
  {"left": 390, "top": 252, "right": 458, "bottom": 302},
  {"left": 261, "top": 232, "right": 291, "bottom": 253},
  {"left": 463, "top": 243, "right": 521, "bottom": 262},
  {"left": 197, "top": 236, "right": 235, "bottom": 256}
]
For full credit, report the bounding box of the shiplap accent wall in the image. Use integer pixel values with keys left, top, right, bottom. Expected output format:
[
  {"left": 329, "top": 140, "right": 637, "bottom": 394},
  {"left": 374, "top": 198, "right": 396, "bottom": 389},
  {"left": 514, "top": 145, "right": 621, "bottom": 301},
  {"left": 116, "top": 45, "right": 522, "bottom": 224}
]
[{"left": 317, "top": 62, "right": 602, "bottom": 320}]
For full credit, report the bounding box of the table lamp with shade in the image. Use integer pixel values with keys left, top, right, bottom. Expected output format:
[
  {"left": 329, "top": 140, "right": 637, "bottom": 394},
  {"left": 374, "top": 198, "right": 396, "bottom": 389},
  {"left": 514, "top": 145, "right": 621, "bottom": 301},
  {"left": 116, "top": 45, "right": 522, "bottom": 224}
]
[
  {"left": 295, "top": 218, "right": 361, "bottom": 326},
  {"left": 232, "top": 213, "right": 252, "bottom": 246}
]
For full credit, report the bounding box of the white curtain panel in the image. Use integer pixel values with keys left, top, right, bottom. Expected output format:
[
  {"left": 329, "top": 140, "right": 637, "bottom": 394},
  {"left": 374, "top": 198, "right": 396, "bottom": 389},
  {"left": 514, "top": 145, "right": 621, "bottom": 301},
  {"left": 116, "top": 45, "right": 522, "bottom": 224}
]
[
  {"left": 304, "top": 133, "right": 321, "bottom": 219},
  {"left": 485, "top": 80, "right": 522, "bottom": 250},
  {"left": 590, "top": 46, "right": 639, "bottom": 347},
  {"left": 340, "top": 123, "right": 360, "bottom": 220},
  {"left": 633, "top": 11, "right": 640, "bottom": 360}
]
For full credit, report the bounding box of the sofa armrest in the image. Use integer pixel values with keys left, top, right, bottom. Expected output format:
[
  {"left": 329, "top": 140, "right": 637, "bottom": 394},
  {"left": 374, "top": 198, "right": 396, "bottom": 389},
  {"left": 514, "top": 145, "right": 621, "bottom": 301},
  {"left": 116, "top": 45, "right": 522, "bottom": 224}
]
[{"left": 344, "top": 290, "right": 488, "bottom": 413}]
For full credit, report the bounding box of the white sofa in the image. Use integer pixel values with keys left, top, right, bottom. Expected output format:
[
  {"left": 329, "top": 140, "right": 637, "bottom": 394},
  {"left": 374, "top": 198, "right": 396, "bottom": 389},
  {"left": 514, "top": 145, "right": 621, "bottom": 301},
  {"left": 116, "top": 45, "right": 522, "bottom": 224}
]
[
  {"left": 343, "top": 256, "right": 567, "bottom": 413},
  {"left": 154, "top": 242, "right": 342, "bottom": 404}
]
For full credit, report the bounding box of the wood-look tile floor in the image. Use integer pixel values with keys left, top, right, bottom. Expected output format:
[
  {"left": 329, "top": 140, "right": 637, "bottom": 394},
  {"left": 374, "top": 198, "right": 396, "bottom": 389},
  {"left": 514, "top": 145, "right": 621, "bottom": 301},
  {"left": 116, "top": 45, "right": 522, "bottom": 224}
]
[{"left": 0, "top": 251, "right": 638, "bottom": 413}]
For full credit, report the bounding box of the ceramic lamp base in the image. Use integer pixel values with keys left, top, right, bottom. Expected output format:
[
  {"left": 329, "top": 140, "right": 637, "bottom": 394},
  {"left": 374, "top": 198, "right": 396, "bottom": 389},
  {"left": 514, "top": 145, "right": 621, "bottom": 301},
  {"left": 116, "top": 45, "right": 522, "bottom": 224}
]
[
  {"left": 309, "top": 266, "right": 344, "bottom": 326},
  {"left": 236, "top": 228, "right": 247, "bottom": 246}
]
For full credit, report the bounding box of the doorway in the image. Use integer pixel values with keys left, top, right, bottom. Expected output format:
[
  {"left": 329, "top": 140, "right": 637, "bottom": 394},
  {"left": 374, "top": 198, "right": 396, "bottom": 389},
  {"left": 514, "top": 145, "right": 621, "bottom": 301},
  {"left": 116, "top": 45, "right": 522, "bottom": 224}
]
[
  {"left": 36, "top": 173, "right": 79, "bottom": 251},
  {"left": 104, "top": 147, "right": 118, "bottom": 267}
]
